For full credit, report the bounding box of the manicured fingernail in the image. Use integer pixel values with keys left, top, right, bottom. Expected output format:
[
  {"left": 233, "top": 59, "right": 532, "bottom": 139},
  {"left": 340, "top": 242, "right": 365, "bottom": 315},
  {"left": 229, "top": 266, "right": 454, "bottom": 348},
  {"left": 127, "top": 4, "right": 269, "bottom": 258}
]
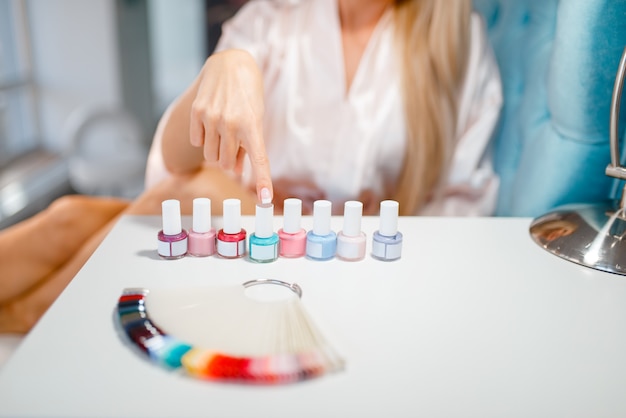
[{"left": 260, "top": 187, "right": 272, "bottom": 204}]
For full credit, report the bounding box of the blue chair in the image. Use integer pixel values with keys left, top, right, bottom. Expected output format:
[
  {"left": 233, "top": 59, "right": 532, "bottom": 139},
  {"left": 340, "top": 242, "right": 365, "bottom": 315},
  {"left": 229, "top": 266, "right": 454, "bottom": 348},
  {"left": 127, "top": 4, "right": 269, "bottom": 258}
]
[{"left": 474, "top": 0, "right": 626, "bottom": 217}]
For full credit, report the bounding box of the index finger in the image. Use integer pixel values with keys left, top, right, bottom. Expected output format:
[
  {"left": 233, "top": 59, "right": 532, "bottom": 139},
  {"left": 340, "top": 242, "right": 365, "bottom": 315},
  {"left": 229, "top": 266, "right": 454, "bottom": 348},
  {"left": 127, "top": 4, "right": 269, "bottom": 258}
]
[{"left": 244, "top": 129, "right": 273, "bottom": 205}]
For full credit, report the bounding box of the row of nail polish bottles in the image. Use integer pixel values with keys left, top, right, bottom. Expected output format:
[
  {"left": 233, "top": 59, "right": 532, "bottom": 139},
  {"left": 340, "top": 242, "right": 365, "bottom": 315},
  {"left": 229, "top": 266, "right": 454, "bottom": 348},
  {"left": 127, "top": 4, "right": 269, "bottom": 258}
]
[
  {"left": 156, "top": 197, "right": 225, "bottom": 260},
  {"left": 304, "top": 199, "right": 402, "bottom": 262},
  {"left": 156, "top": 197, "right": 402, "bottom": 262},
  {"left": 157, "top": 197, "right": 252, "bottom": 260}
]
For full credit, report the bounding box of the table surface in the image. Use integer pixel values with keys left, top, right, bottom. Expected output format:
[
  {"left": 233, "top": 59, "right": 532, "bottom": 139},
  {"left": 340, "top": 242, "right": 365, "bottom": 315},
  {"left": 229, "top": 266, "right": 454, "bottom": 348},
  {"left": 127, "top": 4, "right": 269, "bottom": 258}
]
[{"left": 1, "top": 215, "right": 626, "bottom": 418}]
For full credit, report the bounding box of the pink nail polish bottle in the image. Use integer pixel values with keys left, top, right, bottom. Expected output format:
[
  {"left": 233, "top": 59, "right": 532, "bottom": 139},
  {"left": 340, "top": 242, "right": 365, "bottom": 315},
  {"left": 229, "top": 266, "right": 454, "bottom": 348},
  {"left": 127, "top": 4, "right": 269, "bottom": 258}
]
[
  {"left": 157, "top": 199, "right": 188, "bottom": 260},
  {"left": 278, "top": 198, "right": 307, "bottom": 258},
  {"left": 188, "top": 198, "right": 216, "bottom": 257},
  {"left": 336, "top": 200, "right": 366, "bottom": 261},
  {"left": 217, "top": 198, "right": 247, "bottom": 259}
]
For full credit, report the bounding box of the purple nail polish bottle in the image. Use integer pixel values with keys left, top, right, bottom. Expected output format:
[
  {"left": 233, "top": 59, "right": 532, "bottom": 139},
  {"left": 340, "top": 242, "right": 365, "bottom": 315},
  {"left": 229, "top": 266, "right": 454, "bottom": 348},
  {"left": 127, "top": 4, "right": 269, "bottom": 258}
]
[{"left": 157, "top": 199, "right": 188, "bottom": 260}]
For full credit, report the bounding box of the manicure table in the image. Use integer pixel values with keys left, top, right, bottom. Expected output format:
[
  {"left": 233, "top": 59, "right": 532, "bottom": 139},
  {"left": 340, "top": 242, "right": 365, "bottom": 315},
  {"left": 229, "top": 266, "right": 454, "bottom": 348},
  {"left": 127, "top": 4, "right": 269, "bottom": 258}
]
[{"left": 1, "top": 215, "right": 626, "bottom": 417}]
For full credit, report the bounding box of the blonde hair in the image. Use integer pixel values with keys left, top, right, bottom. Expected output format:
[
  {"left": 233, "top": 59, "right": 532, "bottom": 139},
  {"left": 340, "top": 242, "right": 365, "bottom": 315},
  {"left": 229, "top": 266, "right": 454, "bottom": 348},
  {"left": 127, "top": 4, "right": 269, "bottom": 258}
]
[{"left": 392, "top": 0, "right": 471, "bottom": 215}]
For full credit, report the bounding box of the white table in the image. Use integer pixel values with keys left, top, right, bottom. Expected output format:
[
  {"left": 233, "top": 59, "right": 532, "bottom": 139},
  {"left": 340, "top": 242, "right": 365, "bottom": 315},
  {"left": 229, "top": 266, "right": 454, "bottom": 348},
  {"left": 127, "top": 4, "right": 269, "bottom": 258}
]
[{"left": 1, "top": 215, "right": 626, "bottom": 418}]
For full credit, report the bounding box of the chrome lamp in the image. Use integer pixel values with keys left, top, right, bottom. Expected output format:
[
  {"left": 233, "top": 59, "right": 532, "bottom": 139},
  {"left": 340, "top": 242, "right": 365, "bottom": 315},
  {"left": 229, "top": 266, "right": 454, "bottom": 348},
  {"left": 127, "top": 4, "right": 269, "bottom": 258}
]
[{"left": 529, "top": 47, "right": 626, "bottom": 275}]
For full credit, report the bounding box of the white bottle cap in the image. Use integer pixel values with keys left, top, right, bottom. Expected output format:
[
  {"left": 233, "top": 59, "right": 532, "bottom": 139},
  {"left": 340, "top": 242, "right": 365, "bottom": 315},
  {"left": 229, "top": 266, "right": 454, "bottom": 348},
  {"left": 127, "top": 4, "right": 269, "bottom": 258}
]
[
  {"left": 312, "top": 200, "right": 332, "bottom": 236},
  {"left": 192, "top": 198, "right": 212, "bottom": 233},
  {"left": 162, "top": 199, "right": 182, "bottom": 235},
  {"left": 255, "top": 203, "right": 274, "bottom": 238},
  {"left": 342, "top": 200, "right": 363, "bottom": 237},
  {"left": 282, "top": 198, "right": 302, "bottom": 234},
  {"left": 379, "top": 200, "right": 399, "bottom": 236},
  {"left": 222, "top": 198, "right": 241, "bottom": 234}
]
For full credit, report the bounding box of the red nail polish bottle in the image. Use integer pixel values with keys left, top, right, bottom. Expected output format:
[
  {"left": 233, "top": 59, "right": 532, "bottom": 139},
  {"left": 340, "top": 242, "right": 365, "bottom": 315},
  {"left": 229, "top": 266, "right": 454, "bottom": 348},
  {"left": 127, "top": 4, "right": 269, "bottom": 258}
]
[{"left": 217, "top": 198, "right": 247, "bottom": 258}]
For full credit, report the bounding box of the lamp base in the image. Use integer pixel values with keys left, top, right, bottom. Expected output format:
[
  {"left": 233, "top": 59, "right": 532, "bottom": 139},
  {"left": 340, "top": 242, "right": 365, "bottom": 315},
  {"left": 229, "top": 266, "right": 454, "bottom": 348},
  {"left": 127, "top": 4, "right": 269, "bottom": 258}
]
[{"left": 529, "top": 200, "right": 626, "bottom": 276}]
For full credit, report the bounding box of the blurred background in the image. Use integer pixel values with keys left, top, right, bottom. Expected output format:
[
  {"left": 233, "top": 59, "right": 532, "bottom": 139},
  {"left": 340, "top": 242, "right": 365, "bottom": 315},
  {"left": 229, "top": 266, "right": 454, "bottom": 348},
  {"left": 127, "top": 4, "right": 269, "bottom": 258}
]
[{"left": 0, "top": 0, "right": 246, "bottom": 229}]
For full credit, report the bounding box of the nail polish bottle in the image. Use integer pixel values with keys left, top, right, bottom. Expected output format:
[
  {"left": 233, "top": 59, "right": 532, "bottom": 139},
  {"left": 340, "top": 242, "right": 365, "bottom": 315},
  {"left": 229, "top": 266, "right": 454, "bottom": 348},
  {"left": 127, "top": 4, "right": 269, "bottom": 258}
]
[
  {"left": 278, "top": 198, "right": 307, "bottom": 258},
  {"left": 336, "top": 200, "right": 366, "bottom": 261},
  {"left": 306, "top": 200, "right": 337, "bottom": 261},
  {"left": 188, "top": 198, "right": 216, "bottom": 257},
  {"left": 157, "top": 199, "right": 188, "bottom": 260},
  {"left": 372, "top": 200, "right": 403, "bottom": 261},
  {"left": 217, "top": 198, "right": 247, "bottom": 259},
  {"left": 249, "top": 203, "right": 279, "bottom": 263}
]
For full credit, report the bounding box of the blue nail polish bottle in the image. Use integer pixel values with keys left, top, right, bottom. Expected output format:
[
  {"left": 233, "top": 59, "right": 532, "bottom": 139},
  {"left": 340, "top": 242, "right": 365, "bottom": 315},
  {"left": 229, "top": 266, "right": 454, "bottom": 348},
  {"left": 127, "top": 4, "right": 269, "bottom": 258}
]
[
  {"left": 306, "top": 200, "right": 337, "bottom": 261},
  {"left": 372, "top": 200, "right": 403, "bottom": 261},
  {"left": 249, "top": 203, "right": 279, "bottom": 263}
]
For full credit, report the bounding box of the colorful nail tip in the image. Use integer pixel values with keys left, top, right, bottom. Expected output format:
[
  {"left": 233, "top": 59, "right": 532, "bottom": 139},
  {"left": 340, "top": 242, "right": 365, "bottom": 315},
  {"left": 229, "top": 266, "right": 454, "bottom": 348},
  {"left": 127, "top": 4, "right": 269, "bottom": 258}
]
[{"left": 116, "top": 287, "right": 344, "bottom": 385}]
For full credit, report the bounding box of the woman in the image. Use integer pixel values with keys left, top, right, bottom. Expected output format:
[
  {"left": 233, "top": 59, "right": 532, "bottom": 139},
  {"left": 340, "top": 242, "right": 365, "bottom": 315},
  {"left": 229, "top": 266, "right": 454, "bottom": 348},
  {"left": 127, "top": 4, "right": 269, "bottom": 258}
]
[
  {"left": 0, "top": 0, "right": 501, "bottom": 334},
  {"left": 150, "top": 0, "right": 502, "bottom": 215}
]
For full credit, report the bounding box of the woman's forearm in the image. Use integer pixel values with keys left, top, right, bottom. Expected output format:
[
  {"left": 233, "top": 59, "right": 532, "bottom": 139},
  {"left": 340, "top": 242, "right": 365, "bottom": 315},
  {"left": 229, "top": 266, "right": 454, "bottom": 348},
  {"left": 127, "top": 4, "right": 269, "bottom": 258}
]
[{"left": 159, "top": 74, "right": 205, "bottom": 175}]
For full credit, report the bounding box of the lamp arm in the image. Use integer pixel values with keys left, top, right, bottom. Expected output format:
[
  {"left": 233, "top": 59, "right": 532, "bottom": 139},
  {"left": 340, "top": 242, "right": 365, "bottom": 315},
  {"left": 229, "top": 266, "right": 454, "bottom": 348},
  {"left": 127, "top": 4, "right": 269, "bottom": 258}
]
[{"left": 606, "top": 46, "right": 626, "bottom": 180}]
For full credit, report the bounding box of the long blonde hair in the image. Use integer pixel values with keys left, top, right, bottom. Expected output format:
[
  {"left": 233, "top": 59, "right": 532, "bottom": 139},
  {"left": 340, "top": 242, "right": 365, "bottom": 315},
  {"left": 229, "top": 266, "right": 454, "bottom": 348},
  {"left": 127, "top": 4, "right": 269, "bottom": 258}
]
[{"left": 392, "top": 0, "right": 471, "bottom": 215}]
